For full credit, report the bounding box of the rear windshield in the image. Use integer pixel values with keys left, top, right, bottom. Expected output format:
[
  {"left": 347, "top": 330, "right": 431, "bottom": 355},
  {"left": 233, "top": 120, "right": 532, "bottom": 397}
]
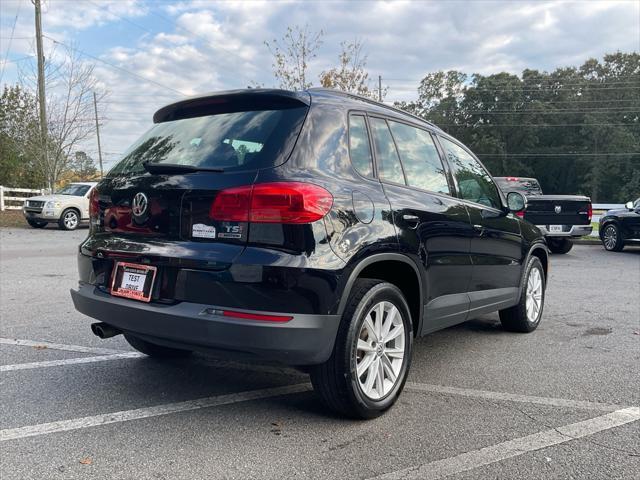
[
  {"left": 108, "top": 106, "right": 307, "bottom": 176},
  {"left": 495, "top": 178, "right": 543, "bottom": 196}
]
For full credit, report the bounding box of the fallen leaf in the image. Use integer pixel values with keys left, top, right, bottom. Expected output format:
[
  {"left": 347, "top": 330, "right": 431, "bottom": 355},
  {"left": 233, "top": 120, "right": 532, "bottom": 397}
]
[
  {"left": 33, "top": 345, "right": 47, "bottom": 350},
  {"left": 79, "top": 458, "right": 92, "bottom": 465},
  {"left": 633, "top": 331, "right": 639, "bottom": 335}
]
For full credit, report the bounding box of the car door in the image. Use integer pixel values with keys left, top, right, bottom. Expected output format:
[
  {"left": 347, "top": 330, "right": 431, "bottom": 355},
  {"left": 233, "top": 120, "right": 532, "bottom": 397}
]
[
  {"left": 367, "top": 116, "right": 474, "bottom": 333},
  {"left": 437, "top": 135, "right": 524, "bottom": 317},
  {"left": 621, "top": 198, "right": 640, "bottom": 239}
]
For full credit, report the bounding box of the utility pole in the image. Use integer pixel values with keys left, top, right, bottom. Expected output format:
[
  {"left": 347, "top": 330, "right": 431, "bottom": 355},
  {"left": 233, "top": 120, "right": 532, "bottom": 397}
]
[
  {"left": 33, "top": 0, "right": 49, "bottom": 188},
  {"left": 378, "top": 75, "right": 382, "bottom": 102},
  {"left": 93, "top": 92, "right": 104, "bottom": 178}
]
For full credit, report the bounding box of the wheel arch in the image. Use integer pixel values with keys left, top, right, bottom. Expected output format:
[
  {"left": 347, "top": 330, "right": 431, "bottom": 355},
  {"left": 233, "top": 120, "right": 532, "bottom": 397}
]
[
  {"left": 337, "top": 253, "right": 423, "bottom": 337},
  {"left": 523, "top": 242, "right": 549, "bottom": 294}
]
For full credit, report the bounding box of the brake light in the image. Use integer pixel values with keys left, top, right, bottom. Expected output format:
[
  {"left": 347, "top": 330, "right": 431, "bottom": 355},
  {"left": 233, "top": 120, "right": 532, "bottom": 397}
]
[
  {"left": 506, "top": 177, "right": 519, "bottom": 181},
  {"left": 587, "top": 203, "right": 592, "bottom": 222},
  {"left": 210, "top": 182, "right": 333, "bottom": 224},
  {"left": 516, "top": 210, "right": 525, "bottom": 218},
  {"left": 89, "top": 188, "right": 99, "bottom": 220}
]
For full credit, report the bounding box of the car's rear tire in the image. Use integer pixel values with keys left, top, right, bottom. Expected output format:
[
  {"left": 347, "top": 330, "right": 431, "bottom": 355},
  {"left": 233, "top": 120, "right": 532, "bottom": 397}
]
[
  {"left": 124, "top": 334, "right": 192, "bottom": 358},
  {"left": 547, "top": 238, "right": 573, "bottom": 254},
  {"left": 601, "top": 224, "right": 624, "bottom": 252},
  {"left": 499, "top": 256, "right": 545, "bottom": 333},
  {"left": 26, "top": 219, "right": 47, "bottom": 228},
  {"left": 310, "top": 279, "right": 413, "bottom": 419},
  {"left": 58, "top": 208, "right": 80, "bottom": 230}
]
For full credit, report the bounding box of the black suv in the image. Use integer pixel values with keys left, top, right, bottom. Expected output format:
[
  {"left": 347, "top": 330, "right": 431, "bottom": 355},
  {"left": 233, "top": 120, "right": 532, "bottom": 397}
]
[{"left": 71, "top": 89, "right": 548, "bottom": 418}]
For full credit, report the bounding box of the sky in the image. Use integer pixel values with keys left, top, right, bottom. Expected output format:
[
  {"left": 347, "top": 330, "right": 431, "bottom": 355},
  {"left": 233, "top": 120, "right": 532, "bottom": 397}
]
[{"left": 1, "top": 0, "right": 639, "bottom": 168}]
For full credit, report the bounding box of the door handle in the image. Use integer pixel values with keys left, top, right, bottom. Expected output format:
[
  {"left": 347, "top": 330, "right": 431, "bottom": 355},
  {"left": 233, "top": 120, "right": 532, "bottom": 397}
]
[
  {"left": 473, "top": 224, "right": 485, "bottom": 237},
  {"left": 402, "top": 214, "right": 420, "bottom": 229}
]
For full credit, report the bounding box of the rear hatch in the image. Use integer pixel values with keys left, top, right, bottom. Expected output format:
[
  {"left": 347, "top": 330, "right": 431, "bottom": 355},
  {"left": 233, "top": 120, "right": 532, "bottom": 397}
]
[
  {"left": 83, "top": 90, "right": 310, "bottom": 297},
  {"left": 524, "top": 195, "right": 592, "bottom": 226}
]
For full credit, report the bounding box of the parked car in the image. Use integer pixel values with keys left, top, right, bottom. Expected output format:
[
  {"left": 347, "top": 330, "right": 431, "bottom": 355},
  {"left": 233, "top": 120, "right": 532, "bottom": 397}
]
[
  {"left": 71, "top": 89, "right": 548, "bottom": 419},
  {"left": 22, "top": 182, "right": 97, "bottom": 230},
  {"left": 494, "top": 177, "right": 592, "bottom": 254},
  {"left": 599, "top": 198, "right": 640, "bottom": 251}
]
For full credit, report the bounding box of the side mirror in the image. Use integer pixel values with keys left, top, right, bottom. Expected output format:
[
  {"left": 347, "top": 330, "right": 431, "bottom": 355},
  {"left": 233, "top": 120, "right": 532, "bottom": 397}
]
[
  {"left": 507, "top": 191, "right": 527, "bottom": 214},
  {"left": 625, "top": 201, "right": 634, "bottom": 210}
]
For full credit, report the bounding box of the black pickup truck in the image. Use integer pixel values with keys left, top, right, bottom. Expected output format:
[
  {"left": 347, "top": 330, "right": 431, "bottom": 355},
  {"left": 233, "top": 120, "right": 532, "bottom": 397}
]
[{"left": 495, "top": 177, "right": 592, "bottom": 254}]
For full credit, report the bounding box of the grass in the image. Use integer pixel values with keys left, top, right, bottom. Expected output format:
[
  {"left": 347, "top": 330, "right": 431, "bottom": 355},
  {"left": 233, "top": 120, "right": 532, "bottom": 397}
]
[{"left": 0, "top": 210, "right": 28, "bottom": 229}]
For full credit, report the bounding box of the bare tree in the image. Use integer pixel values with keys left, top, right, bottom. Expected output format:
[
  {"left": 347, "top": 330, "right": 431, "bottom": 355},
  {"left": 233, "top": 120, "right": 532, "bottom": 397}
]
[
  {"left": 20, "top": 44, "right": 106, "bottom": 189},
  {"left": 265, "top": 25, "right": 323, "bottom": 90},
  {"left": 319, "top": 40, "right": 384, "bottom": 100}
]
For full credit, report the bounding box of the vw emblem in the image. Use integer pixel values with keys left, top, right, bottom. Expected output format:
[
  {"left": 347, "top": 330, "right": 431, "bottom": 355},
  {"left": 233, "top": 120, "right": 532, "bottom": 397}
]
[
  {"left": 554, "top": 205, "right": 562, "bottom": 214},
  {"left": 132, "top": 192, "right": 148, "bottom": 217}
]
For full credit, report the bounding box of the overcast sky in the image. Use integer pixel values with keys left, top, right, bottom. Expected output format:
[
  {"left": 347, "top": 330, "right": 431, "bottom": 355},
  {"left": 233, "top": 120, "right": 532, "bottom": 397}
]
[{"left": 1, "top": 0, "right": 638, "bottom": 167}]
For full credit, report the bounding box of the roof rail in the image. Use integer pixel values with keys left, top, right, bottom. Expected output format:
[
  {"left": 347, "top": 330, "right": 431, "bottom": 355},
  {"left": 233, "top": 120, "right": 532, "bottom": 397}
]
[{"left": 307, "top": 88, "right": 441, "bottom": 131}]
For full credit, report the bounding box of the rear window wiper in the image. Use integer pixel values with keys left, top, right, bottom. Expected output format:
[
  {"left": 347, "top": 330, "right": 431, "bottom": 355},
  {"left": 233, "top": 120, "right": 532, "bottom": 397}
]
[{"left": 142, "top": 161, "right": 225, "bottom": 174}]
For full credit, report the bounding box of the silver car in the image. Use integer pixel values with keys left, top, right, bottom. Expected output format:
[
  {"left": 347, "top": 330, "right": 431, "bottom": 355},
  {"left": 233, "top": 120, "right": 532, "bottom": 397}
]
[{"left": 22, "top": 182, "right": 97, "bottom": 230}]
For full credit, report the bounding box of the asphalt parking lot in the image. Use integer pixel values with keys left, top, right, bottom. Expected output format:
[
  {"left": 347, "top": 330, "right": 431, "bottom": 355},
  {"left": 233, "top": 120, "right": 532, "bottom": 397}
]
[{"left": 0, "top": 227, "right": 638, "bottom": 480}]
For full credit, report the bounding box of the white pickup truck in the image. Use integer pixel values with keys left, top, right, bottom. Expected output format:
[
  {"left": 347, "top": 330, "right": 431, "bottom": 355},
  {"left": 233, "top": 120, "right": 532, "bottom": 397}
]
[{"left": 22, "top": 182, "right": 97, "bottom": 230}]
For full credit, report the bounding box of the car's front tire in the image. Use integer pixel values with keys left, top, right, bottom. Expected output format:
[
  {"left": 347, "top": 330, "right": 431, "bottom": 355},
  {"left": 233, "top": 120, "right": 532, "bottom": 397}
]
[
  {"left": 26, "top": 219, "right": 47, "bottom": 228},
  {"left": 58, "top": 208, "right": 80, "bottom": 230},
  {"left": 310, "top": 279, "right": 413, "bottom": 419},
  {"left": 547, "top": 238, "right": 573, "bottom": 254},
  {"left": 601, "top": 224, "right": 624, "bottom": 252},
  {"left": 124, "top": 334, "right": 193, "bottom": 358},
  {"left": 499, "top": 256, "right": 545, "bottom": 333}
]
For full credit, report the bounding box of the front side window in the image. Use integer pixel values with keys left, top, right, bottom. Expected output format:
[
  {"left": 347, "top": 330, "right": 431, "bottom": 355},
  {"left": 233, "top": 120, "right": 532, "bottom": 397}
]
[
  {"left": 56, "top": 184, "right": 92, "bottom": 196},
  {"left": 369, "top": 117, "right": 405, "bottom": 185},
  {"left": 387, "top": 121, "right": 450, "bottom": 195},
  {"left": 439, "top": 137, "right": 502, "bottom": 209},
  {"left": 348, "top": 115, "right": 373, "bottom": 177}
]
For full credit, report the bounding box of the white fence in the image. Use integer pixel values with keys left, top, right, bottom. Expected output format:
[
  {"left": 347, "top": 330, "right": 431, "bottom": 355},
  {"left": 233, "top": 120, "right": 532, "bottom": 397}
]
[{"left": 0, "top": 186, "right": 48, "bottom": 211}]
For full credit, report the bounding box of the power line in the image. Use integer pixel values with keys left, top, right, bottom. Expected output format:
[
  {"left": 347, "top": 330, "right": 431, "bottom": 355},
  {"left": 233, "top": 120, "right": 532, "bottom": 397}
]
[
  {"left": 438, "top": 123, "right": 636, "bottom": 127},
  {"left": 0, "top": 0, "right": 23, "bottom": 83},
  {"left": 475, "top": 153, "right": 639, "bottom": 157},
  {"left": 42, "top": 35, "right": 187, "bottom": 96}
]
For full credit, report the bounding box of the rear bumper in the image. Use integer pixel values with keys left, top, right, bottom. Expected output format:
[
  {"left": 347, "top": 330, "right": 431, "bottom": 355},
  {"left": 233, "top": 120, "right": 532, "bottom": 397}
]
[
  {"left": 536, "top": 225, "right": 592, "bottom": 238},
  {"left": 70, "top": 283, "right": 341, "bottom": 366}
]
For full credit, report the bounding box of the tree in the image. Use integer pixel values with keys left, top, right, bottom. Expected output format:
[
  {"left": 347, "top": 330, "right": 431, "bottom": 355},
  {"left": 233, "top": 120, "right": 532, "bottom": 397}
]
[
  {"left": 19, "top": 43, "right": 106, "bottom": 189},
  {"left": 319, "top": 40, "right": 384, "bottom": 100},
  {"left": 0, "top": 84, "right": 43, "bottom": 187},
  {"left": 70, "top": 151, "right": 97, "bottom": 180},
  {"left": 265, "top": 25, "right": 323, "bottom": 90}
]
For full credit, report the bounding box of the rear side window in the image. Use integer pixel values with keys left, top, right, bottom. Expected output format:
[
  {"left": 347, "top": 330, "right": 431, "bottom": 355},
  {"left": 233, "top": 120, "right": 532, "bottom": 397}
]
[
  {"left": 108, "top": 105, "right": 308, "bottom": 176},
  {"left": 369, "top": 118, "right": 405, "bottom": 185},
  {"left": 348, "top": 115, "right": 373, "bottom": 177},
  {"left": 387, "top": 121, "right": 450, "bottom": 195},
  {"left": 439, "top": 137, "right": 502, "bottom": 209}
]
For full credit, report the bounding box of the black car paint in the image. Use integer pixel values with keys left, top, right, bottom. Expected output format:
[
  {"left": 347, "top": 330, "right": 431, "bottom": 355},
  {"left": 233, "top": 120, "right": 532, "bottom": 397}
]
[
  {"left": 599, "top": 200, "right": 640, "bottom": 243},
  {"left": 72, "top": 88, "right": 547, "bottom": 365}
]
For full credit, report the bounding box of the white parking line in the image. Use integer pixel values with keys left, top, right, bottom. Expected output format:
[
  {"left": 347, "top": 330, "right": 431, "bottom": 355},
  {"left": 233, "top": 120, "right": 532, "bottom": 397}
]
[
  {"left": 370, "top": 407, "right": 640, "bottom": 480},
  {"left": 0, "top": 338, "right": 124, "bottom": 355},
  {"left": 0, "top": 352, "right": 144, "bottom": 372},
  {"left": 405, "top": 382, "right": 623, "bottom": 412},
  {"left": 0, "top": 383, "right": 312, "bottom": 442}
]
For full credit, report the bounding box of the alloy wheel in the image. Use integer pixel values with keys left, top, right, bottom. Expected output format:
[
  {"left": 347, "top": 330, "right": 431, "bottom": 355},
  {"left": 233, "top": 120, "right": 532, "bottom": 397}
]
[
  {"left": 525, "top": 267, "right": 543, "bottom": 323},
  {"left": 64, "top": 211, "right": 78, "bottom": 229},
  {"left": 603, "top": 226, "right": 617, "bottom": 250},
  {"left": 355, "top": 301, "right": 406, "bottom": 400}
]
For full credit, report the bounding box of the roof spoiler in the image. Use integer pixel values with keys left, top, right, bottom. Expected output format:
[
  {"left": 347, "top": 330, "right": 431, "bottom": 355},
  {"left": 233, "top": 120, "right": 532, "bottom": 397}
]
[{"left": 153, "top": 89, "right": 311, "bottom": 123}]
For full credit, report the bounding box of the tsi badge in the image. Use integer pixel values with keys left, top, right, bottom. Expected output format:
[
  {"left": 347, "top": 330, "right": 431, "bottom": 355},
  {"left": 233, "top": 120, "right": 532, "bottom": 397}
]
[
  {"left": 554, "top": 205, "right": 562, "bottom": 214},
  {"left": 218, "top": 224, "right": 243, "bottom": 239}
]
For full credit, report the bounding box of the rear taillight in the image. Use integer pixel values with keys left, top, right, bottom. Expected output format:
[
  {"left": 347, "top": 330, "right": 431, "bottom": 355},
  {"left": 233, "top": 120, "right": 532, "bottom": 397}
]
[
  {"left": 506, "top": 177, "right": 519, "bottom": 181},
  {"left": 516, "top": 210, "right": 525, "bottom": 218},
  {"left": 89, "top": 188, "right": 99, "bottom": 220},
  {"left": 210, "top": 182, "right": 333, "bottom": 224},
  {"left": 587, "top": 203, "right": 592, "bottom": 222}
]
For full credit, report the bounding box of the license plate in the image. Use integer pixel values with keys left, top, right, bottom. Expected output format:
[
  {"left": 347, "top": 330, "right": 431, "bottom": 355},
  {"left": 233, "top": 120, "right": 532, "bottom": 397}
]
[
  {"left": 549, "top": 225, "right": 563, "bottom": 233},
  {"left": 110, "top": 262, "right": 157, "bottom": 303}
]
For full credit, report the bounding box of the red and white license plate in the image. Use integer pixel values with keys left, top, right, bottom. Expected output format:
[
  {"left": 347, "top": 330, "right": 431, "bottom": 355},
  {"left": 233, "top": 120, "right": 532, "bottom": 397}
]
[{"left": 110, "top": 262, "right": 157, "bottom": 303}]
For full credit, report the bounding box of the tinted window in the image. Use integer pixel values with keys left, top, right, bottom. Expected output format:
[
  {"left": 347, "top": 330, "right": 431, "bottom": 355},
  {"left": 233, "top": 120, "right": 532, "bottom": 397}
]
[
  {"left": 440, "top": 137, "right": 502, "bottom": 209},
  {"left": 388, "top": 121, "right": 450, "bottom": 194},
  {"left": 108, "top": 106, "right": 307, "bottom": 176},
  {"left": 369, "top": 118, "right": 405, "bottom": 184},
  {"left": 348, "top": 115, "right": 373, "bottom": 177},
  {"left": 495, "top": 177, "right": 543, "bottom": 196}
]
